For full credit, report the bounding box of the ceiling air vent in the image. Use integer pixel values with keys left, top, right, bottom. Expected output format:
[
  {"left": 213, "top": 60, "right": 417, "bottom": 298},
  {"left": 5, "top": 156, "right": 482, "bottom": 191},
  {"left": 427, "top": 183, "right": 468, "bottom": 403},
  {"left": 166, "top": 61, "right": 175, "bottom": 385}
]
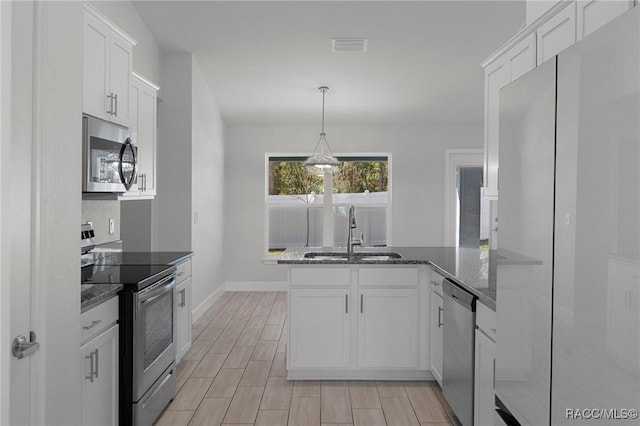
[{"left": 332, "top": 38, "right": 368, "bottom": 53}]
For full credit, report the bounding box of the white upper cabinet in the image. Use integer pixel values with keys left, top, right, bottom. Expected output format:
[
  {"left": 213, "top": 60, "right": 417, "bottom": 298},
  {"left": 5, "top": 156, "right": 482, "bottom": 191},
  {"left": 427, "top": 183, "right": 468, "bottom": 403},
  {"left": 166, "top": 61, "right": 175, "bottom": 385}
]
[
  {"left": 576, "top": 0, "right": 633, "bottom": 40},
  {"left": 483, "top": 34, "right": 536, "bottom": 199},
  {"left": 536, "top": 2, "right": 576, "bottom": 65},
  {"left": 83, "top": 4, "right": 136, "bottom": 127},
  {"left": 120, "top": 73, "right": 159, "bottom": 200}
]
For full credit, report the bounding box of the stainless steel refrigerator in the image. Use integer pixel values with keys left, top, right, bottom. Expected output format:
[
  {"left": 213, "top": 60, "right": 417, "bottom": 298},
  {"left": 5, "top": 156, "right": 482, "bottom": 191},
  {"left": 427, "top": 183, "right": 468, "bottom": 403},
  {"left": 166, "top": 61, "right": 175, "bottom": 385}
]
[{"left": 495, "top": 7, "right": 640, "bottom": 425}]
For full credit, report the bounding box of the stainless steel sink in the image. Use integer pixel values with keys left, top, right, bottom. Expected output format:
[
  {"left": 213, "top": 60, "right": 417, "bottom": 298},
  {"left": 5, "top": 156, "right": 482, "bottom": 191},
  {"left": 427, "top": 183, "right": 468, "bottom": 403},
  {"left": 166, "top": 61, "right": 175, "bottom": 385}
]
[{"left": 304, "top": 251, "right": 402, "bottom": 261}]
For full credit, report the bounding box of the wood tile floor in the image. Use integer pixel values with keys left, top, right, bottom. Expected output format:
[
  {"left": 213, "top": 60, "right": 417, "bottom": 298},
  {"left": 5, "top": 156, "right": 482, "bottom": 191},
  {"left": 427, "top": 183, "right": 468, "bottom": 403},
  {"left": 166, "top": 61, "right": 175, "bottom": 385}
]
[{"left": 155, "top": 291, "right": 457, "bottom": 426}]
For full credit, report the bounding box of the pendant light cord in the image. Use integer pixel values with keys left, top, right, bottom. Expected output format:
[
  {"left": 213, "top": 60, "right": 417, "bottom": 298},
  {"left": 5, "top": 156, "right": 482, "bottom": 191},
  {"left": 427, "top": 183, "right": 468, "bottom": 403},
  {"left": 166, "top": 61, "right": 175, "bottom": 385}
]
[{"left": 320, "top": 87, "right": 326, "bottom": 135}]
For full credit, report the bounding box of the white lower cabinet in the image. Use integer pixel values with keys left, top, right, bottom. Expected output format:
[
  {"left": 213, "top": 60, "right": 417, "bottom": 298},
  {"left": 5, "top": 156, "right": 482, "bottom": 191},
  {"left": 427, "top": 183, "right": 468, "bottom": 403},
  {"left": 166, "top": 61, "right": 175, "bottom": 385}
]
[
  {"left": 175, "top": 259, "right": 192, "bottom": 363},
  {"left": 357, "top": 288, "right": 418, "bottom": 369},
  {"left": 287, "top": 266, "right": 424, "bottom": 378},
  {"left": 175, "top": 276, "right": 192, "bottom": 363},
  {"left": 474, "top": 302, "right": 496, "bottom": 426},
  {"left": 289, "top": 288, "right": 351, "bottom": 368},
  {"left": 429, "top": 286, "right": 444, "bottom": 385},
  {"left": 80, "top": 298, "right": 119, "bottom": 426}
]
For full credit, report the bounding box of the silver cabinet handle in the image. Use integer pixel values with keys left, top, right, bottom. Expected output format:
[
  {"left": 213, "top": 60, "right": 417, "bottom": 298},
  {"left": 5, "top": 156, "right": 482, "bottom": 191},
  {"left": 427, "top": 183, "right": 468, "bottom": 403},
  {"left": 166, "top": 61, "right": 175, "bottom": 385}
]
[
  {"left": 82, "top": 319, "right": 102, "bottom": 331},
  {"left": 107, "top": 93, "right": 113, "bottom": 115},
  {"left": 177, "top": 272, "right": 185, "bottom": 277},
  {"left": 360, "top": 294, "right": 364, "bottom": 314},
  {"left": 179, "top": 288, "right": 186, "bottom": 308},
  {"left": 85, "top": 349, "right": 98, "bottom": 382},
  {"left": 438, "top": 306, "right": 443, "bottom": 328},
  {"left": 94, "top": 348, "right": 99, "bottom": 379},
  {"left": 85, "top": 352, "right": 94, "bottom": 381},
  {"left": 493, "top": 358, "right": 496, "bottom": 390},
  {"left": 113, "top": 93, "right": 118, "bottom": 117},
  {"left": 12, "top": 332, "right": 40, "bottom": 359},
  {"left": 345, "top": 294, "right": 348, "bottom": 314}
]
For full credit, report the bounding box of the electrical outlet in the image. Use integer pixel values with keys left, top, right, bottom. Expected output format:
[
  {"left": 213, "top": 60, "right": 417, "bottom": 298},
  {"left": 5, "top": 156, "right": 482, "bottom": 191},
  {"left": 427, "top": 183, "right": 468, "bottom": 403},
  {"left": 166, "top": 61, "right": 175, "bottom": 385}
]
[{"left": 109, "top": 218, "right": 115, "bottom": 234}]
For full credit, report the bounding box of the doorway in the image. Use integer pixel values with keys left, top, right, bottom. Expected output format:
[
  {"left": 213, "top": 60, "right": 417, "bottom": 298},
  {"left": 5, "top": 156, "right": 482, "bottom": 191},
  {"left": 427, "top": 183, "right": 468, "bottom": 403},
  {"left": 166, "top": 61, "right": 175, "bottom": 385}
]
[{"left": 444, "top": 150, "right": 487, "bottom": 248}]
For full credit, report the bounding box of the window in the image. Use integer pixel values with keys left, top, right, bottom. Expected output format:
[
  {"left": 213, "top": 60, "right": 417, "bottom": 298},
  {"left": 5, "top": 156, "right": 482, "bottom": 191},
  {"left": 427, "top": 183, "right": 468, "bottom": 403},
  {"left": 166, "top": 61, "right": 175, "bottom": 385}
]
[{"left": 266, "top": 155, "right": 390, "bottom": 255}]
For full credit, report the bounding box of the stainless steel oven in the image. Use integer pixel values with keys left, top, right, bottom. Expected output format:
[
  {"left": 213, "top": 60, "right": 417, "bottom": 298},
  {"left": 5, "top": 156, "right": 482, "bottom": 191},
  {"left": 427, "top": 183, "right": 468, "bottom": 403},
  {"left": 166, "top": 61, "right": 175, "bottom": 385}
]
[
  {"left": 133, "top": 273, "right": 176, "bottom": 402},
  {"left": 82, "top": 114, "right": 137, "bottom": 193}
]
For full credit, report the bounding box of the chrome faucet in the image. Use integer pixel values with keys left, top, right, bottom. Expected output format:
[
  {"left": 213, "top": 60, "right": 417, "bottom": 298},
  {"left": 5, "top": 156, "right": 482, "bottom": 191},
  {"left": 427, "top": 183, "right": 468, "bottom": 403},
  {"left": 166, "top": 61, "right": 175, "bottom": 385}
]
[{"left": 347, "top": 205, "right": 363, "bottom": 253}]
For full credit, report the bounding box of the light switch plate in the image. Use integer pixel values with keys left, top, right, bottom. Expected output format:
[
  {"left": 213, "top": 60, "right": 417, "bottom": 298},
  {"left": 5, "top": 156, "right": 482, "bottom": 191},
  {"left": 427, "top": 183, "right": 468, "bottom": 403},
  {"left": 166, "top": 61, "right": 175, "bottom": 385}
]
[{"left": 109, "top": 218, "right": 115, "bottom": 234}]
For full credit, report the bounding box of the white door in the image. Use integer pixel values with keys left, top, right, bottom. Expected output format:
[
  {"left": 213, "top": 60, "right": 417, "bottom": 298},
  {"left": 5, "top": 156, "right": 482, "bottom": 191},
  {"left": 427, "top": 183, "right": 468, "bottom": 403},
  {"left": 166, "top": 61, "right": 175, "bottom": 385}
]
[
  {"left": 357, "top": 288, "right": 418, "bottom": 369},
  {"left": 3, "top": 2, "right": 41, "bottom": 424}
]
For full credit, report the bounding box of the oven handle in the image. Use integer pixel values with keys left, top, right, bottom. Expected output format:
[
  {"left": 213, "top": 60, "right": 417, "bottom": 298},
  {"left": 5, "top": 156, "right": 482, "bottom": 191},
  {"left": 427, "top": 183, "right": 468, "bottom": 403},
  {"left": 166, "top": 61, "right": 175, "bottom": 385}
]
[{"left": 139, "top": 274, "right": 176, "bottom": 305}]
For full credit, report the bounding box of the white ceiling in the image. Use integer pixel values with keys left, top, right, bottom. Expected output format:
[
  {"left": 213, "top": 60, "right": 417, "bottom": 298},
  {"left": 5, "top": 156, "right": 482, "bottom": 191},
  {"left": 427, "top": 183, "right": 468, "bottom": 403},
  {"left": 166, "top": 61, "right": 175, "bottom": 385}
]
[{"left": 133, "top": 1, "right": 524, "bottom": 125}]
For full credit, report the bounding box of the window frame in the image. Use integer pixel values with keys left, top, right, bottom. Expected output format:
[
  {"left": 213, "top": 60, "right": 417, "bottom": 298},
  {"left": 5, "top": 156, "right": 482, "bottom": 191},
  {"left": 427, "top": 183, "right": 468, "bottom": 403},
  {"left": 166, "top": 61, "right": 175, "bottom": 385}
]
[{"left": 264, "top": 152, "right": 392, "bottom": 261}]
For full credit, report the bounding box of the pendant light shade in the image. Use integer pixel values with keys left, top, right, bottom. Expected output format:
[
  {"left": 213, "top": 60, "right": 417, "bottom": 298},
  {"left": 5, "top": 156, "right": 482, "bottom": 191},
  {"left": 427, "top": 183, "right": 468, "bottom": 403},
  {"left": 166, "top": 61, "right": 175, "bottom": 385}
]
[{"left": 305, "top": 87, "right": 339, "bottom": 175}]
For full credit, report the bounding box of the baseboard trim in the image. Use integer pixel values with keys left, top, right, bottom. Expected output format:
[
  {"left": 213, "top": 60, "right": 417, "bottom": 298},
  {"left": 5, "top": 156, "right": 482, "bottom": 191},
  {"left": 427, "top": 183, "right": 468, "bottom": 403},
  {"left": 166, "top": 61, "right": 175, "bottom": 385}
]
[
  {"left": 287, "top": 369, "right": 434, "bottom": 381},
  {"left": 192, "top": 284, "right": 225, "bottom": 323},
  {"left": 225, "top": 281, "right": 288, "bottom": 292}
]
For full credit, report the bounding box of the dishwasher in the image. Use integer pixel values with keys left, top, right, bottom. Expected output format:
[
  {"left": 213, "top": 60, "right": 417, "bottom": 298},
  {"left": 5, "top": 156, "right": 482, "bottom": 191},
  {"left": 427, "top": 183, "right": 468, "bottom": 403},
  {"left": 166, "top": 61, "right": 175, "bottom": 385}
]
[{"left": 442, "top": 278, "right": 477, "bottom": 426}]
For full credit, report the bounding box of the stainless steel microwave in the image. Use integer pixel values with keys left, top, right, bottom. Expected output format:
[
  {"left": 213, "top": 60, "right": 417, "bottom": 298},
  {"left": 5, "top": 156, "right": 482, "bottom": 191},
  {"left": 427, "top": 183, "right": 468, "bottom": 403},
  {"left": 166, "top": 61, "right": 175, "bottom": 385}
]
[{"left": 82, "top": 114, "right": 137, "bottom": 193}]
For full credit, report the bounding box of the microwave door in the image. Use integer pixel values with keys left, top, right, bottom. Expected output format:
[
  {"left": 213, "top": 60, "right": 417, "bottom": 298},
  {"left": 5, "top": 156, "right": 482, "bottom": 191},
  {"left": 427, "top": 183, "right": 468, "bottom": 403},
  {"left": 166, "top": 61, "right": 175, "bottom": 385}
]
[
  {"left": 118, "top": 138, "right": 137, "bottom": 191},
  {"left": 85, "top": 135, "right": 127, "bottom": 192}
]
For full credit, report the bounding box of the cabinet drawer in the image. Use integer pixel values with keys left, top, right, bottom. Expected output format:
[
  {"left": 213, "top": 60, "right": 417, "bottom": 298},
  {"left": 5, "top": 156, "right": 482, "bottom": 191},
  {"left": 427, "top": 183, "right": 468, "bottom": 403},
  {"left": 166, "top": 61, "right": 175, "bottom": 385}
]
[
  {"left": 81, "top": 296, "right": 119, "bottom": 343},
  {"left": 358, "top": 267, "right": 418, "bottom": 287},
  {"left": 429, "top": 268, "right": 446, "bottom": 296},
  {"left": 290, "top": 267, "right": 351, "bottom": 286},
  {"left": 176, "top": 259, "right": 192, "bottom": 283},
  {"left": 476, "top": 301, "right": 496, "bottom": 341}
]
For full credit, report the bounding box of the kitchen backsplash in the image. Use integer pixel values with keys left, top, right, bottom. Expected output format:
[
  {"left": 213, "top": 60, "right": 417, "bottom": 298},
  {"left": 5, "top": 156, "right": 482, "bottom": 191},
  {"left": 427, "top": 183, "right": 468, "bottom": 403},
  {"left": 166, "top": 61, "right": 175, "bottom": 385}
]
[{"left": 82, "top": 200, "right": 120, "bottom": 244}]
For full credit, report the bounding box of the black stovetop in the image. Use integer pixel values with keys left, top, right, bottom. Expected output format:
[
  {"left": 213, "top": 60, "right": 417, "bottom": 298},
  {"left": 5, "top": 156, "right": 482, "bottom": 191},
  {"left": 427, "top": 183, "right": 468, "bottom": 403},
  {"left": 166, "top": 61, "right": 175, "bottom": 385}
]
[{"left": 81, "top": 264, "right": 176, "bottom": 290}]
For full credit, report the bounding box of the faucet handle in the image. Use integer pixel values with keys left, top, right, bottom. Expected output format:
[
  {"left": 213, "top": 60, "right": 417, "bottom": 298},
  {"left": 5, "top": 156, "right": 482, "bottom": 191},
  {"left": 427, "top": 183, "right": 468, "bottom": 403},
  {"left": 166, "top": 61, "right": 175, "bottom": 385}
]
[{"left": 359, "top": 232, "right": 364, "bottom": 246}]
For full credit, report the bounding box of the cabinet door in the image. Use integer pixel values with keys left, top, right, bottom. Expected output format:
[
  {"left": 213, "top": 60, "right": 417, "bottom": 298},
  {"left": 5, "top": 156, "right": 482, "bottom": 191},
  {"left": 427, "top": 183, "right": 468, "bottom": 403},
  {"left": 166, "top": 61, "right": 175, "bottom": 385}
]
[
  {"left": 289, "top": 288, "right": 350, "bottom": 368},
  {"left": 537, "top": 2, "right": 576, "bottom": 65},
  {"left": 429, "top": 289, "right": 443, "bottom": 385},
  {"left": 506, "top": 33, "right": 536, "bottom": 82},
  {"left": 483, "top": 58, "right": 510, "bottom": 199},
  {"left": 176, "top": 277, "right": 192, "bottom": 363},
  {"left": 136, "top": 83, "right": 157, "bottom": 195},
  {"left": 81, "top": 324, "right": 119, "bottom": 426},
  {"left": 576, "top": 0, "right": 632, "bottom": 40},
  {"left": 83, "top": 11, "right": 110, "bottom": 120},
  {"left": 474, "top": 329, "right": 496, "bottom": 426},
  {"left": 108, "top": 32, "right": 133, "bottom": 127},
  {"left": 357, "top": 288, "right": 418, "bottom": 369}
]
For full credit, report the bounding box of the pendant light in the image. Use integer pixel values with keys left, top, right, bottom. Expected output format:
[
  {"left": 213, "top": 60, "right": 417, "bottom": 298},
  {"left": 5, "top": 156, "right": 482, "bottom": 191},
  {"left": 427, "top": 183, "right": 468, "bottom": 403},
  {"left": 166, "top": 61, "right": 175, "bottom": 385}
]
[{"left": 305, "top": 86, "right": 339, "bottom": 175}]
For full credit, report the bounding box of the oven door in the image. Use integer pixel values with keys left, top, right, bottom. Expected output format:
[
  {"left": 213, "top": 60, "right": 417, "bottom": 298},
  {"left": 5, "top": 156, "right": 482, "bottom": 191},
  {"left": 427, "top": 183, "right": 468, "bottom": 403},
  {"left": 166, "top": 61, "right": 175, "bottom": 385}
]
[{"left": 133, "top": 274, "right": 176, "bottom": 400}]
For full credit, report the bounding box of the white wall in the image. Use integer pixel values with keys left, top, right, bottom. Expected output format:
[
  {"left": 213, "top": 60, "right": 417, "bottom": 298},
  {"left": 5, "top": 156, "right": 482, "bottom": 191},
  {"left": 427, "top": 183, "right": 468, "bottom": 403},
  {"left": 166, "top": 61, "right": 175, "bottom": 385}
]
[
  {"left": 89, "top": 0, "right": 161, "bottom": 84},
  {"left": 191, "top": 59, "right": 225, "bottom": 310},
  {"left": 224, "top": 124, "right": 482, "bottom": 285},
  {"left": 153, "top": 53, "right": 225, "bottom": 318},
  {"left": 154, "top": 53, "right": 192, "bottom": 252},
  {"left": 82, "top": 200, "right": 120, "bottom": 245}
]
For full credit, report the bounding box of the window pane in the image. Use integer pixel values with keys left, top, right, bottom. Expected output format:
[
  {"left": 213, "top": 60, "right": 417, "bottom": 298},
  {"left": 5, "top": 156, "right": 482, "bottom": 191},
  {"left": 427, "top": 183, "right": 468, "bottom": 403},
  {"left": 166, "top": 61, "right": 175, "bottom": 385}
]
[
  {"left": 333, "top": 206, "right": 387, "bottom": 247},
  {"left": 269, "top": 160, "right": 323, "bottom": 196},
  {"left": 333, "top": 161, "right": 388, "bottom": 194},
  {"left": 268, "top": 205, "right": 323, "bottom": 251}
]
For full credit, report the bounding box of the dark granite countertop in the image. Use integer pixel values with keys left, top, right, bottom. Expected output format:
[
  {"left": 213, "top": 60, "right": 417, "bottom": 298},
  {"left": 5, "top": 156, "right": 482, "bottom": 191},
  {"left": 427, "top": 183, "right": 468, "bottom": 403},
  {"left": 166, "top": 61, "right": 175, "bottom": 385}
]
[
  {"left": 95, "top": 251, "right": 194, "bottom": 266},
  {"left": 80, "top": 251, "right": 194, "bottom": 312},
  {"left": 279, "top": 246, "right": 540, "bottom": 311},
  {"left": 81, "top": 284, "right": 123, "bottom": 313}
]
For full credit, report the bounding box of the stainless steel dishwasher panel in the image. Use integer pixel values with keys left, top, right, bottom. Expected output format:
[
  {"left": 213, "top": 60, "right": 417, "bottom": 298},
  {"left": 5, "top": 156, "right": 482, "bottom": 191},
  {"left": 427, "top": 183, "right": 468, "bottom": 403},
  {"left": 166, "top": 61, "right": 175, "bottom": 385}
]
[{"left": 442, "top": 279, "right": 476, "bottom": 426}]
